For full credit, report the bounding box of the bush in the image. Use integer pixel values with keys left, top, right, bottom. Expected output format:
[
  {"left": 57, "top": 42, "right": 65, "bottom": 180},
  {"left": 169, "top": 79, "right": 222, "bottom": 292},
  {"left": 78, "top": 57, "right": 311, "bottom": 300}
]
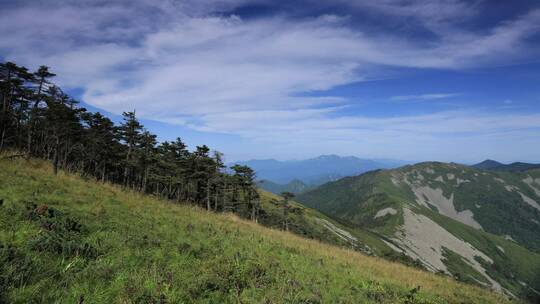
[{"left": 25, "top": 202, "right": 98, "bottom": 259}]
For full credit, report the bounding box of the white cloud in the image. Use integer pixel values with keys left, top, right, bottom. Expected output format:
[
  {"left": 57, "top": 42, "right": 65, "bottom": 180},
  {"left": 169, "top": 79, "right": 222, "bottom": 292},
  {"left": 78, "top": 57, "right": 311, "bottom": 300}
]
[
  {"left": 391, "top": 93, "right": 460, "bottom": 101},
  {"left": 196, "top": 108, "right": 540, "bottom": 162},
  {"left": 334, "top": 0, "right": 477, "bottom": 22},
  {"left": 1, "top": 0, "right": 539, "bottom": 161}
]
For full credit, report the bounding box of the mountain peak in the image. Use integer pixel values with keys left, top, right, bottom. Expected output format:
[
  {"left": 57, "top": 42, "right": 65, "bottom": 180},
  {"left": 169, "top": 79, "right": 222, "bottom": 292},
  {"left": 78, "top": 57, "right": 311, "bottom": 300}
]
[
  {"left": 472, "top": 159, "right": 503, "bottom": 170},
  {"left": 314, "top": 154, "right": 343, "bottom": 160}
]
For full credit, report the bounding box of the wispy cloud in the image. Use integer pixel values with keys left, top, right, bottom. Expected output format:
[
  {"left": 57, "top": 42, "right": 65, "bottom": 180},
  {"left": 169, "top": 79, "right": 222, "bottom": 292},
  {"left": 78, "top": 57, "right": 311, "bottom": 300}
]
[
  {"left": 1, "top": 0, "right": 539, "bottom": 161},
  {"left": 192, "top": 108, "right": 540, "bottom": 161},
  {"left": 390, "top": 93, "right": 460, "bottom": 101}
]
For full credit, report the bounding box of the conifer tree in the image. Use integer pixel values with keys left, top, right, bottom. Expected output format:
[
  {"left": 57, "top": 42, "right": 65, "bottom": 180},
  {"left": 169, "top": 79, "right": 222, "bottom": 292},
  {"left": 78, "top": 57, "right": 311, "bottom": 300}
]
[
  {"left": 0, "top": 61, "right": 262, "bottom": 225},
  {"left": 119, "top": 111, "right": 143, "bottom": 187},
  {"left": 280, "top": 192, "right": 295, "bottom": 231}
]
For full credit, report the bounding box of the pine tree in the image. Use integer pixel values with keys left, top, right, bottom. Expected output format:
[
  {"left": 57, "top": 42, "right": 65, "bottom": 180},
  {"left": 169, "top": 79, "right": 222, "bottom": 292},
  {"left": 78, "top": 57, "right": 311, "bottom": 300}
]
[
  {"left": 27, "top": 66, "right": 55, "bottom": 156},
  {"left": 280, "top": 192, "right": 295, "bottom": 231},
  {"left": 119, "top": 111, "right": 143, "bottom": 187}
]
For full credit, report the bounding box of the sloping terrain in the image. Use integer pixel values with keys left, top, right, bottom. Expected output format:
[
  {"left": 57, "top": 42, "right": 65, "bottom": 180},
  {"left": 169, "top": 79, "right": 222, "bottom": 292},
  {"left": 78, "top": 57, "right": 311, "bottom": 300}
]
[
  {"left": 0, "top": 158, "right": 514, "bottom": 303},
  {"left": 297, "top": 162, "right": 540, "bottom": 301},
  {"left": 256, "top": 189, "right": 397, "bottom": 258}
]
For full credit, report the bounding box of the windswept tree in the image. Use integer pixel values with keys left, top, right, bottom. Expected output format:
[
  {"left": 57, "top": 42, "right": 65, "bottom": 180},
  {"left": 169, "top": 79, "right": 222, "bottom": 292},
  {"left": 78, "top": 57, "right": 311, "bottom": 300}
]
[
  {"left": 0, "top": 62, "right": 33, "bottom": 151},
  {"left": 138, "top": 130, "right": 157, "bottom": 191},
  {"left": 231, "top": 164, "right": 260, "bottom": 221},
  {"left": 153, "top": 138, "right": 189, "bottom": 200},
  {"left": 42, "top": 88, "right": 84, "bottom": 174},
  {"left": 119, "top": 111, "right": 143, "bottom": 187},
  {"left": 82, "top": 112, "right": 122, "bottom": 181},
  {"left": 211, "top": 151, "right": 226, "bottom": 211},
  {"left": 280, "top": 191, "right": 295, "bottom": 231},
  {"left": 27, "top": 65, "right": 55, "bottom": 156}
]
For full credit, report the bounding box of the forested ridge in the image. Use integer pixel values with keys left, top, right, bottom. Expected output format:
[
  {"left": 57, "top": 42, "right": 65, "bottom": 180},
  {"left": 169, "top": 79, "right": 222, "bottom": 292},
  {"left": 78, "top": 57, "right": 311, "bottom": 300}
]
[{"left": 0, "top": 61, "right": 263, "bottom": 221}]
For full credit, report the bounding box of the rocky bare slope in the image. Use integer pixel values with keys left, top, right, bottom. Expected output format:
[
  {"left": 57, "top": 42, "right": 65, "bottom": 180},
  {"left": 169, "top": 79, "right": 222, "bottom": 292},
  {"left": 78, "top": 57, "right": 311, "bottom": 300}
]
[{"left": 297, "top": 162, "right": 540, "bottom": 301}]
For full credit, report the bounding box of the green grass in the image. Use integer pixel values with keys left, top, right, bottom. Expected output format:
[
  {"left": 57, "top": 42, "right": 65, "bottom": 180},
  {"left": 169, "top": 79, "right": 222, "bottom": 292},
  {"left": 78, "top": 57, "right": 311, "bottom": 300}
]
[
  {"left": 442, "top": 247, "right": 490, "bottom": 286},
  {"left": 257, "top": 190, "right": 393, "bottom": 256},
  {"left": 0, "top": 158, "right": 515, "bottom": 303}
]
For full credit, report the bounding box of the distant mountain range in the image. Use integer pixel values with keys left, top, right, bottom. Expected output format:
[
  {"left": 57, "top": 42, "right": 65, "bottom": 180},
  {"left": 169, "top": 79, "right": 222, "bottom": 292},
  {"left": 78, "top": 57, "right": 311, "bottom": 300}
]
[
  {"left": 233, "top": 155, "right": 408, "bottom": 194},
  {"left": 472, "top": 160, "right": 540, "bottom": 172},
  {"left": 240, "top": 156, "right": 540, "bottom": 195}
]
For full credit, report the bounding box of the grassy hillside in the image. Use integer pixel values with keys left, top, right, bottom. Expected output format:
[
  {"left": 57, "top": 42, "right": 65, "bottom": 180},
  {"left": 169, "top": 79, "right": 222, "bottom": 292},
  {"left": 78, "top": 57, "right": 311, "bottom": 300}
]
[
  {"left": 256, "top": 188, "right": 398, "bottom": 258},
  {"left": 297, "top": 163, "right": 540, "bottom": 301},
  {"left": 0, "top": 158, "right": 514, "bottom": 303}
]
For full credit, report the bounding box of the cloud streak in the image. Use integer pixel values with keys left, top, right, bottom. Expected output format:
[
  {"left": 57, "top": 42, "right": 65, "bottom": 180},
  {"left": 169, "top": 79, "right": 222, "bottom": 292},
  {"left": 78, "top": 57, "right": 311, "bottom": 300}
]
[
  {"left": 1, "top": 0, "right": 539, "bottom": 161},
  {"left": 391, "top": 93, "right": 460, "bottom": 101}
]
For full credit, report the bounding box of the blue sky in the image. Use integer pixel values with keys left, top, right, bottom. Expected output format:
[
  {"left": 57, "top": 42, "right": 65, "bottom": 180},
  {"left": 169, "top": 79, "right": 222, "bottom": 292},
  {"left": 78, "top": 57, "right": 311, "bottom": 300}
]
[{"left": 1, "top": 0, "right": 539, "bottom": 163}]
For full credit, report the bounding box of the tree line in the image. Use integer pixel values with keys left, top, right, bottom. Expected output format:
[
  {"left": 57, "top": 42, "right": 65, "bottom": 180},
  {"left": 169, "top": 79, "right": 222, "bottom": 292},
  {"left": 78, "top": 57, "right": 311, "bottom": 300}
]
[{"left": 0, "top": 61, "right": 264, "bottom": 221}]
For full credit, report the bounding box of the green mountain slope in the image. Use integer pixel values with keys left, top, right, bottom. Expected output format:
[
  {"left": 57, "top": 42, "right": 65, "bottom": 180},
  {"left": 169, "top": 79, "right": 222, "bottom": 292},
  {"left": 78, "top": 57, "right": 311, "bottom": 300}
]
[
  {"left": 472, "top": 160, "right": 540, "bottom": 172},
  {"left": 257, "top": 179, "right": 314, "bottom": 195},
  {"left": 256, "top": 189, "right": 398, "bottom": 258},
  {"left": 0, "top": 158, "right": 513, "bottom": 303},
  {"left": 297, "top": 162, "right": 540, "bottom": 301}
]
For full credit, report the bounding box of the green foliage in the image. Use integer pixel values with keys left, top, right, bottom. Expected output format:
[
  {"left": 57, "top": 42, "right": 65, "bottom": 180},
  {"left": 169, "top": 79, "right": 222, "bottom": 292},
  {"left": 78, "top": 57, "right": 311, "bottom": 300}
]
[
  {"left": 24, "top": 202, "right": 98, "bottom": 259},
  {"left": 258, "top": 179, "right": 314, "bottom": 195},
  {"left": 0, "top": 158, "right": 511, "bottom": 303},
  {"left": 441, "top": 247, "right": 488, "bottom": 286}
]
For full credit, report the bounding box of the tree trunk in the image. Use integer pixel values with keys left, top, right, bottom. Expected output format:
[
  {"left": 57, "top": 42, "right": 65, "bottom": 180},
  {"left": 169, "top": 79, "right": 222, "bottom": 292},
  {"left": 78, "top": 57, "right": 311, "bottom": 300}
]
[
  {"left": 0, "top": 67, "right": 13, "bottom": 152},
  {"left": 214, "top": 185, "right": 219, "bottom": 211},
  {"left": 206, "top": 179, "right": 211, "bottom": 210},
  {"left": 53, "top": 135, "right": 59, "bottom": 175},
  {"left": 142, "top": 166, "right": 149, "bottom": 192},
  {"left": 26, "top": 77, "right": 45, "bottom": 158},
  {"left": 101, "top": 165, "right": 106, "bottom": 182},
  {"left": 123, "top": 143, "right": 132, "bottom": 187},
  {"left": 249, "top": 192, "right": 255, "bottom": 221},
  {"left": 0, "top": 128, "right": 5, "bottom": 151}
]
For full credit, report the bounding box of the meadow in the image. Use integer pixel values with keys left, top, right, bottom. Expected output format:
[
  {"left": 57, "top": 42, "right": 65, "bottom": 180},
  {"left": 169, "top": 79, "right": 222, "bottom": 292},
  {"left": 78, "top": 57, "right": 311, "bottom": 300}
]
[{"left": 0, "top": 157, "right": 513, "bottom": 303}]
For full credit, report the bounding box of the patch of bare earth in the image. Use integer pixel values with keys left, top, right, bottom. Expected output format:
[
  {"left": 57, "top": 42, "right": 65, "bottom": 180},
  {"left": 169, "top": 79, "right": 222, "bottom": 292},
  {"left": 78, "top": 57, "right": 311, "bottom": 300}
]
[
  {"left": 392, "top": 208, "right": 503, "bottom": 293},
  {"left": 374, "top": 207, "right": 398, "bottom": 219},
  {"left": 523, "top": 176, "right": 540, "bottom": 197},
  {"left": 410, "top": 185, "right": 483, "bottom": 230},
  {"left": 315, "top": 218, "right": 357, "bottom": 244},
  {"left": 517, "top": 192, "right": 540, "bottom": 211}
]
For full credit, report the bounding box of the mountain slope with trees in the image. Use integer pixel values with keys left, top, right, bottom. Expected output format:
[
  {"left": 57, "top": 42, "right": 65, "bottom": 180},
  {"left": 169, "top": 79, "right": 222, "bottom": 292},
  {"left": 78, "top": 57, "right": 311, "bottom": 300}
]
[
  {"left": 0, "top": 61, "right": 268, "bottom": 221},
  {"left": 0, "top": 61, "right": 395, "bottom": 260},
  {"left": 257, "top": 179, "right": 314, "bottom": 195},
  {"left": 297, "top": 163, "right": 540, "bottom": 301},
  {"left": 472, "top": 160, "right": 540, "bottom": 172}
]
